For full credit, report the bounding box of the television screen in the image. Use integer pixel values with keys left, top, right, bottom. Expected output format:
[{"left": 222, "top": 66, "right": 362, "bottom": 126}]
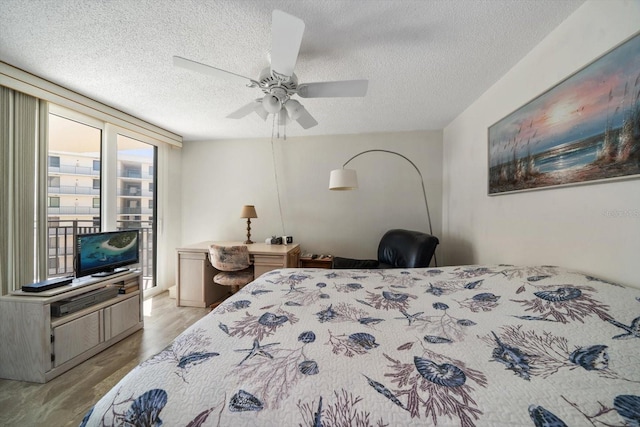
[{"left": 76, "top": 230, "right": 140, "bottom": 278}]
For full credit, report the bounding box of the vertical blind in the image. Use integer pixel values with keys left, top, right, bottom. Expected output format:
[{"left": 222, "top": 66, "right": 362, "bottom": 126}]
[{"left": 0, "top": 86, "right": 44, "bottom": 294}]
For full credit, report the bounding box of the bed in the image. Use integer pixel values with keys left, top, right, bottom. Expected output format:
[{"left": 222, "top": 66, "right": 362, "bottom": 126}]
[{"left": 81, "top": 265, "right": 640, "bottom": 426}]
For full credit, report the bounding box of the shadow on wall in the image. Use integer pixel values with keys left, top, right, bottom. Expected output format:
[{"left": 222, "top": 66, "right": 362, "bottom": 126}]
[{"left": 442, "top": 237, "right": 475, "bottom": 267}]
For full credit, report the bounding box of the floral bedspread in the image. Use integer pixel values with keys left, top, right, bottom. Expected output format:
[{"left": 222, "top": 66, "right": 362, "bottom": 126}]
[{"left": 82, "top": 265, "right": 640, "bottom": 426}]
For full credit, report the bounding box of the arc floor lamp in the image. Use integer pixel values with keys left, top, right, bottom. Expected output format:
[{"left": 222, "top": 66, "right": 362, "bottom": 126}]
[{"left": 329, "top": 149, "right": 437, "bottom": 266}]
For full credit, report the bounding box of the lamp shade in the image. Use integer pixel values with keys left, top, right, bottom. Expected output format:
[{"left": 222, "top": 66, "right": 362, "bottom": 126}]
[
  {"left": 284, "top": 99, "right": 303, "bottom": 120},
  {"left": 329, "top": 169, "right": 358, "bottom": 190},
  {"left": 240, "top": 205, "right": 258, "bottom": 218},
  {"left": 262, "top": 94, "right": 282, "bottom": 113}
]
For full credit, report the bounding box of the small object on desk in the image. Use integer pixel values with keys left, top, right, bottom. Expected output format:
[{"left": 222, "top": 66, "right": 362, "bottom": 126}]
[{"left": 22, "top": 276, "right": 74, "bottom": 292}]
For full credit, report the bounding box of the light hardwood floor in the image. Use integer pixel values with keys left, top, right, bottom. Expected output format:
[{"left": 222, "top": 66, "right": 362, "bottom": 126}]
[{"left": 0, "top": 292, "right": 209, "bottom": 426}]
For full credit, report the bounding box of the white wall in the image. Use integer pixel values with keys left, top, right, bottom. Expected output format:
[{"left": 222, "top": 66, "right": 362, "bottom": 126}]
[
  {"left": 181, "top": 130, "right": 442, "bottom": 261},
  {"left": 443, "top": 0, "right": 640, "bottom": 287}
]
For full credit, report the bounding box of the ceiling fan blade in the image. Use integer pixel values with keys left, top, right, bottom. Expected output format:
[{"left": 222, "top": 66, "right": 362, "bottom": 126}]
[
  {"left": 298, "top": 80, "right": 369, "bottom": 98},
  {"left": 270, "top": 10, "right": 305, "bottom": 78},
  {"left": 173, "top": 56, "right": 253, "bottom": 85},
  {"left": 294, "top": 106, "right": 318, "bottom": 129},
  {"left": 227, "top": 101, "right": 261, "bottom": 119},
  {"left": 254, "top": 102, "right": 269, "bottom": 121}
]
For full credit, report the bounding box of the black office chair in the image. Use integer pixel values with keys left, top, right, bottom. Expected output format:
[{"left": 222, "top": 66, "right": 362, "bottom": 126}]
[{"left": 333, "top": 229, "right": 439, "bottom": 269}]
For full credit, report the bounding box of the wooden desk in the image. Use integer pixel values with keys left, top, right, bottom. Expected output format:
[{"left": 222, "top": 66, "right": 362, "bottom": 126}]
[{"left": 175, "top": 241, "right": 300, "bottom": 307}]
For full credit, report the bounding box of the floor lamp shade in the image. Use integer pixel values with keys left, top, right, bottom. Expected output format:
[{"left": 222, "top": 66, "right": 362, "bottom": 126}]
[{"left": 329, "top": 169, "right": 358, "bottom": 190}]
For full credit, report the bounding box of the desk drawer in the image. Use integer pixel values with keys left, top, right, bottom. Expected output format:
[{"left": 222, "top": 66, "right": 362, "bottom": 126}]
[
  {"left": 253, "top": 254, "right": 285, "bottom": 267},
  {"left": 253, "top": 254, "right": 286, "bottom": 278}
]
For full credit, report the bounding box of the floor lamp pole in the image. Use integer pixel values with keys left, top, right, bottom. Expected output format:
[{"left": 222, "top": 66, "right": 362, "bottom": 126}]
[{"left": 340, "top": 149, "right": 437, "bottom": 266}]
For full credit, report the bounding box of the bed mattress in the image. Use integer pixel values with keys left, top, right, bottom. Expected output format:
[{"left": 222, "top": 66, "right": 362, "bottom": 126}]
[{"left": 81, "top": 265, "right": 640, "bottom": 426}]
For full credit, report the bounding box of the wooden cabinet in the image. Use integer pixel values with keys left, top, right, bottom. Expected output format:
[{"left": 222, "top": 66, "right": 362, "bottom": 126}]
[
  {"left": 299, "top": 255, "right": 333, "bottom": 269},
  {"left": 176, "top": 242, "right": 301, "bottom": 307},
  {"left": 52, "top": 311, "right": 101, "bottom": 367},
  {"left": 105, "top": 296, "right": 141, "bottom": 339},
  {"left": 176, "top": 250, "right": 220, "bottom": 308},
  {"left": 0, "top": 271, "right": 143, "bottom": 383}
]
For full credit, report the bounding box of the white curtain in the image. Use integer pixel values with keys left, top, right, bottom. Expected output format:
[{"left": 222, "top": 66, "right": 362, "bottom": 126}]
[
  {"left": 0, "top": 86, "right": 10, "bottom": 295},
  {"left": 0, "top": 86, "right": 45, "bottom": 294}
]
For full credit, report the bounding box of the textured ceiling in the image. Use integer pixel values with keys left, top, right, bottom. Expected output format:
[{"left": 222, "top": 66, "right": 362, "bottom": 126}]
[{"left": 0, "top": 0, "right": 584, "bottom": 142}]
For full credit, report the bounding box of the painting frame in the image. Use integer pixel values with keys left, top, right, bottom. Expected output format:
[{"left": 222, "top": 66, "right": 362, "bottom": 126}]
[{"left": 488, "top": 32, "right": 640, "bottom": 196}]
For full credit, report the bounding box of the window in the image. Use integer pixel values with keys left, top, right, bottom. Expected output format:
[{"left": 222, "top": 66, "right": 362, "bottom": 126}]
[
  {"left": 48, "top": 216, "right": 60, "bottom": 227},
  {"left": 48, "top": 112, "right": 102, "bottom": 278},
  {"left": 92, "top": 216, "right": 100, "bottom": 226},
  {"left": 48, "top": 257, "right": 59, "bottom": 270},
  {"left": 48, "top": 156, "right": 60, "bottom": 167},
  {"left": 117, "top": 133, "right": 156, "bottom": 289}
]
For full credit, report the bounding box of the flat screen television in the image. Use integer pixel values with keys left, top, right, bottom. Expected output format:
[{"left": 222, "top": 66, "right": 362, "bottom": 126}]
[{"left": 75, "top": 230, "right": 140, "bottom": 278}]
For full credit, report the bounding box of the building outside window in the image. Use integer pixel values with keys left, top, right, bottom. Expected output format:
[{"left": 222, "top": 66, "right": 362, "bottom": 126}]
[
  {"left": 45, "top": 110, "right": 158, "bottom": 289},
  {"left": 48, "top": 176, "right": 60, "bottom": 187}
]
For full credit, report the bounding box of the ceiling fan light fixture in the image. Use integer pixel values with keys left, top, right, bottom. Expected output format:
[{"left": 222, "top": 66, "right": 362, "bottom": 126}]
[
  {"left": 284, "top": 99, "right": 303, "bottom": 120},
  {"left": 263, "top": 94, "right": 282, "bottom": 113}
]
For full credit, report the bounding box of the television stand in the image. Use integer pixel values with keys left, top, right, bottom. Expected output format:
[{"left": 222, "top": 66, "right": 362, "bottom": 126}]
[
  {"left": 91, "top": 267, "right": 129, "bottom": 278},
  {"left": 0, "top": 270, "right": 143, "bottom": 383}
]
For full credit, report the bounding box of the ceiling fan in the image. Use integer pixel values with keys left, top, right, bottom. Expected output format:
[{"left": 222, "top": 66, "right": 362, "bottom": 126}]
[{"left": 173, "top": 10, "right": 368, "bottom": 130}]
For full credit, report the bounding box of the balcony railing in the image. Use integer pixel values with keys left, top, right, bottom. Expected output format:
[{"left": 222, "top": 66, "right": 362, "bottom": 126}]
[
  {"left": 48, "top": 206, "right": 100, "bottom": 215},
  {"left": 47, "top": 219, "right": 154, "bottom": 288},
  {"left": 48, "top": 185, "right": 100, "bottom": 195},
  {"left": 49, "top": 165, "right": 100, "bottom": 176}
]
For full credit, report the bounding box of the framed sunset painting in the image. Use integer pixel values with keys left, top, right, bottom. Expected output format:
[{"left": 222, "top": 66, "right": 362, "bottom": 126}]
[{"left": 488, "top": 32, "right": 640, "bottom": 195}]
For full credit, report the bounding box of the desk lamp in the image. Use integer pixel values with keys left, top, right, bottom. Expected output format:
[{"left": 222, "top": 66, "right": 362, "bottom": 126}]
[{"left": 240, "top": 205, "right": 258, "bottom": 244}]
